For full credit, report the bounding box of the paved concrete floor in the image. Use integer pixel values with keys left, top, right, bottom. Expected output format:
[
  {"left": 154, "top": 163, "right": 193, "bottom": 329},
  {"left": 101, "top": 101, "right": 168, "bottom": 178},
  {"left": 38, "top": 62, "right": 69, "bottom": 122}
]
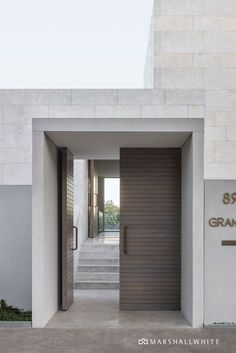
[
  {"left": 0, "top": 289, "right": 235, "bottom": 353},
  {"left": 46, "top": 290, "right": 189, "bottom": 329},
  {"left": 0, "top": 327, "right": 235, "bottom": 353},
  {"left": 86, "top": 231, "right": 119, "bottom": 245}
]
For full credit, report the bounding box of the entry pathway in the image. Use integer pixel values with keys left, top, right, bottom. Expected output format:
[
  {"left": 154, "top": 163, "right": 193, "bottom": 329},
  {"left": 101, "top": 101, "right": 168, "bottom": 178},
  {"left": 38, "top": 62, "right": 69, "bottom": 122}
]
[
  {"left": 0, "top": 327, "right": 235, "bottom": 353},
  {"left": 47, "top": 290, "right": 189, "bottom": 329}
]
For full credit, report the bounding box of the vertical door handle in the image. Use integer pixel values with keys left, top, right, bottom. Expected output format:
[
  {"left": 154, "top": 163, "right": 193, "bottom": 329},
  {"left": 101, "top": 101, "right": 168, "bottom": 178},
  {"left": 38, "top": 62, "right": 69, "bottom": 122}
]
[
  {"left": 72, "top": 226, "right": 78, "bottom": 250},
  {"left": 124, "top": 226, "right": 128, "bottom": 254}
]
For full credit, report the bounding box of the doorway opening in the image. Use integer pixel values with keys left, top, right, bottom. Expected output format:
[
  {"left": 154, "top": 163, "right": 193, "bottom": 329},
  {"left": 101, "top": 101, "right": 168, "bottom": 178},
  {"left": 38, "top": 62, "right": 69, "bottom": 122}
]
[
  {"left": 104, "top": 178, "right": 120, "bottom": 233},
  {"left": 32, "top": 118, "right": 204, "bottom": 328}
]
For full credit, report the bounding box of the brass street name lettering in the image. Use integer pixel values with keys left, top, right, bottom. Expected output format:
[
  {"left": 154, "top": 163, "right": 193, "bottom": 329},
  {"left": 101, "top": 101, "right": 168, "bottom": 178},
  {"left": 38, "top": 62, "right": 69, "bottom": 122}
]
[{"left": 209, "top": 217, "right": 236, "bottom": 227}]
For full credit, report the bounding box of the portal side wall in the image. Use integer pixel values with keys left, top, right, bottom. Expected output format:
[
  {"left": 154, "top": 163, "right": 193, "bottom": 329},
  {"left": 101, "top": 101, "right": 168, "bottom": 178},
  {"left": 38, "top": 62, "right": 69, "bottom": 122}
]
[
  {"left": 181, "top": 132, "right": 204, "bottom": 327},
  {"left": 32, "top": 133, "right": 59, "bottom": 327}
]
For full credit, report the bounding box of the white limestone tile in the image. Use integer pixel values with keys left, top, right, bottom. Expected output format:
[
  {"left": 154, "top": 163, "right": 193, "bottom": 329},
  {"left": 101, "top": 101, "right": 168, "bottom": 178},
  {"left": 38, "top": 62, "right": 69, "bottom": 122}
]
[
  {"left": 2, "top": 163, "right": 32, "bottom": 185},
  {"left": 161, "top": 32, "right": 204, "bottom": 53},
  {"left": 215, "top": 141, "right": 236, "bottom": 163},
  {"left": 0, "top": 164, "right": 2, "bottom": 184},
  {"left": 226, "top": 127, "right": 236, "bottom": 140},
  {"left": 205, "top": 127, "right": 226, "bottom": 141},
  {"left": 0, "top": 148, "right": 25, "bottom": 163},
  {"left": 188, "top": 106, "right": 205, "bottom": 118},
  {"left": 95, "top": 105, "right": 141, "bottom": 119},
  {"left": 2, "top": 105, "right": 48, "bottom": 124},
  {"left": 153, "top": 68, "right": 162, "bottom": 88},
  {"left": 25, "top": 89, "right": 71, "bottom": 105},
  {"left": 205, "top": 112, "right": 216, "bottom": 126},
  {"left": 194, "top": 16, "right": 236, "bottom": 31},
  {"left": 0, "top": 125, "right": 32, "bottom": 148},
  {"left": 204, "top": 141, "right": 215, "bottom": 163},
  {"left": 204, "top": 32, "right": 236, "bottom": 53},
  {"left": 154, "top": 32, "right": 161, "bottom": 55},
  {"left": 154, "top": 0, "right": 161, "bottom": 15},
  {"left": 160, "top": 0, "right": 204, "bottom": 15},
  {"left": 206, "top": 90, "right": 236, "bottom": 111},
  {"left": 205, "top": 163, "right": 236, "bottom": 179},
  {"left": 206, "top": 68, "right": 236, "bottom": 89},
  {"left": 72, "top": 89, "right": 118, "bottom": 105},
  {"left": 142, "top": 105, "right": 188, "bottom": 118},
  {"left": 154, "top": 54, "right": 193, "bottom": 68},
  {"left": 161, "top": 68, "right": 205, "bottom": 89},
  {"left": 215, "top": 112, "right": 236, "bottom": 126},
  {"left": 0, "top": 106, "right": 2, "bottom": 123},
  {"left": 0, "top": 90, "right": 25, "bottom": 105},
  {"left": 205, "top": 0, "right": 236, "bottom": 16},
  {"left": 194, "top": 54, "right": 236, "bottom": 68},
  {"left": 118, "top": 89, "right": 164, "bottom": 105},
  {"left": 25, "top": 147, "right": 32, "bottom": 163},
  {"left": 165, "top": 89, "right": 205, "bottom": 105},
  {"left": 49, "top": 105, "right": 96, "bottom": 118},
  {"left": 154, "top": 16, "right": 193, "bottom": 31}
]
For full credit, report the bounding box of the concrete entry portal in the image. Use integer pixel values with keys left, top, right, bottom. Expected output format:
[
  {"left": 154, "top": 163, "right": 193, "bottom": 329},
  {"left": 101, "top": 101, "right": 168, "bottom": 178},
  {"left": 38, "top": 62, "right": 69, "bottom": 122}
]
[{"left": 32, "top": 118, "right": 204, "bottom": 328}]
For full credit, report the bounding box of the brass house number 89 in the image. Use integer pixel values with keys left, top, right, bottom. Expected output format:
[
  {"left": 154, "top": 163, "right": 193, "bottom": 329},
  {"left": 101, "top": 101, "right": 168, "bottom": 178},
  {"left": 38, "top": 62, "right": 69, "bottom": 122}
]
[
  {"left": 223, "top": 193, "right": 236, "bottom": 204},
  {"left": 208, "top": 192, "right": 236, "bottom": 227}
]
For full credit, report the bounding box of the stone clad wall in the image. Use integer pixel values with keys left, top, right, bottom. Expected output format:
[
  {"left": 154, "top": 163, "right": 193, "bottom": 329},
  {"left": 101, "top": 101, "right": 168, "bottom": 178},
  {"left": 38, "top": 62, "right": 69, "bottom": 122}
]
[
  {"left": 152, "top": 0, "right": 236, "bottom": 178},
  {"left": 0, "top": 88, "right": 201, "bottom": 185},
  {"left": 1, "top": 0, "right": 236, "bottom": 182}
]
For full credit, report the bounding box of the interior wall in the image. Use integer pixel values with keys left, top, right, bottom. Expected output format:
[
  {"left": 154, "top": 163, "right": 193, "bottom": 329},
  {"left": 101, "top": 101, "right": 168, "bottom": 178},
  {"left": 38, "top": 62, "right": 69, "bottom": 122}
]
[
  {"left": 94, "top": 160, "right": 120, "bottom": 177},
  {"left": 32, "top": 133, "right": 59, "bottom": 327},
  {"left": 74, "top": 160, "right": 88, "bottom": 274},
  {"left": 0, "top": 186, "right": 32, "bottom": 310}
]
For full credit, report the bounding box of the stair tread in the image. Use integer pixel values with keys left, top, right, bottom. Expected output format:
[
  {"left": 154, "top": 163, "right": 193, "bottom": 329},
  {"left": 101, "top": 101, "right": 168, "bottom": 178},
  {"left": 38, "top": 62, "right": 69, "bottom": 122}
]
[{"left": 75, "top": 280, "right": 119, "bottom": 283}]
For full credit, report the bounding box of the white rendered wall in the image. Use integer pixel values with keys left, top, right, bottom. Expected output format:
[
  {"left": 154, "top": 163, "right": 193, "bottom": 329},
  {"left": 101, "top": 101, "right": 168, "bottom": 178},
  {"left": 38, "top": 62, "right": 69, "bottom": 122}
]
[
  {"left": 74, "top": 159, "right": 88, "bottom": 276},
  {"left": 32, "top": 134, "right": 59, "bottom": 327},
  {"left": 0, "top": 186, "right": 32, "bottom": 310},
  {"left": 181, "top": 136, "right": 193, "bottom": 325},
  {"left": 181, "top": 133, "right": 204, "bottom": 327},
  {"left": 205, "top": 180, "right": 236, "bottom": 325}
]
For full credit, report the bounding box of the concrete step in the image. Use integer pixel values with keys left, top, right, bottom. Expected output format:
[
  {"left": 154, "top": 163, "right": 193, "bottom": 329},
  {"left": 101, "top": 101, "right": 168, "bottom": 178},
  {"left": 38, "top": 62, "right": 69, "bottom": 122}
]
[
  {"left": 79, "top": 251, "right": 119, "bottom": 259},
  {"left": 76, "top": 272, "right": 119, "bottom": 282},
  {"left": 74, "top": 281, "right": 119, "bottom": 290},
  {"left": 81, "top": 244, "right": 119, "bottom": 252},
  {"left": 79, "top": 258, "right": 119, "bottom": 265},
  {"left": 77, "top": 265, "right": 119, "bottom": 272}
]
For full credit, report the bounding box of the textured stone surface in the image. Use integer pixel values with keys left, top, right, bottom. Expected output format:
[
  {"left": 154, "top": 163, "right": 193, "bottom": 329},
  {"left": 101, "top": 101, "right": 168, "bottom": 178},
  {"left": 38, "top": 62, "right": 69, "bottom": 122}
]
[
  {"left": 0, "top": 90, "right": 25, "bottom": 105},
  {"left": 2, "top": 0, "right": 236, "bottom": 183},
  {"left": 25, "top": 89, "right": 71, "bottom": 105},
  {"left": 160, "top": 0, "right": 204, "bottom": 16},
  {"left": 72, "top": 89, "right": 118, "bottom": 105},
  {"left": 161, "top": 68, "right": 205, "bottom": 89},
  {"left": 161, "top": 32, "right": 205, "bottom": 53},
  {"left": 118, "top": 89, "right": 164, "bottom": 105},
  {"left": 165, "top": 90, "right": 205, "bottom": 105},
  {"left": 0, "top": 326, "right": 235, "bottom": 352},
  {"left": 205, "top": 0, "right": 236, "bottom": 16}
]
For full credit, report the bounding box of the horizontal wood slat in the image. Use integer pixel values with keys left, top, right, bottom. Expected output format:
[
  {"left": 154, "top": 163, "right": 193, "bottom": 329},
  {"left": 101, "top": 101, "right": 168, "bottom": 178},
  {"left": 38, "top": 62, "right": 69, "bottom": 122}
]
[
  {"left": 62, "top": 147, "right": 74, "bottom": 311},
  {"left": 120, "top": 148, "right": 181, "bottom": 311}
]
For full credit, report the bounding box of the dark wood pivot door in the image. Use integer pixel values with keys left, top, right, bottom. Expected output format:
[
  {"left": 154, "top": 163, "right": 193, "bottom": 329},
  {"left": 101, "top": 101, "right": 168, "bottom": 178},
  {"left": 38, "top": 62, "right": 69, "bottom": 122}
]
[
  {"left": 120, "top": 148, "right": 181, "bottom": 310},
  {"left": 61, "top": 147, "right": 74, "bottom": 310}
]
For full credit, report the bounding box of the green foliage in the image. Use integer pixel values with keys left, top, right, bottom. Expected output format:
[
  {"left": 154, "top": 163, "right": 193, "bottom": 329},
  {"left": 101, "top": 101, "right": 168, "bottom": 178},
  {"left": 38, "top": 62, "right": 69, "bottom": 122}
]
[
  {"left": 0, "top": 299, "right": 32, "bottom": 321},
  {"left": 104, "top": 200, "right": 120, "bottom": 230}
]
